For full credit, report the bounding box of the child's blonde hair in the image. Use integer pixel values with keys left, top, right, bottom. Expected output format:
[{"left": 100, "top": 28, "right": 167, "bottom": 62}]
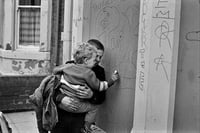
[{"left": 73, "top": 42, "right": 97, "bottom": 64}]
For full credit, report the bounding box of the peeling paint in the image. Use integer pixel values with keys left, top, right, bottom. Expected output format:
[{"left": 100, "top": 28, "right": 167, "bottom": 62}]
[
  {"left": 1, "top": 57, "right": 50, "bottom": 75},
  {"left": 24, "top": 60, "right": 38, "bottom": 70},
  {"left": 12, "top": 60, "right": 22, "bottom": 71},
  {"left": 39, "top": 42, "right": 46, "bottom": 52},
  {"left": 5, "top": 43, "right": 12, "bottom": 50}
]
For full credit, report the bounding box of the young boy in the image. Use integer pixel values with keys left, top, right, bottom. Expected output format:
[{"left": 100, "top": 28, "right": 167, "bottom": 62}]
[{"left": 53, "top": 42, "right": 119, "bottom": 132}]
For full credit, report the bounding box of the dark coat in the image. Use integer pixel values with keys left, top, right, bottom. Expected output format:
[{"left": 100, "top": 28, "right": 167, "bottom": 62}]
[
  {"left": 29, "top": 74, "right": 61, "bottom": 133},
  {"left": 89, "top": 64, "right": 106, "bottom": 104}
]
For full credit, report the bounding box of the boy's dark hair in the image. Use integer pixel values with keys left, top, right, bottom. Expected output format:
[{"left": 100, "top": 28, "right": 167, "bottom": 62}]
[{"left": 87, "top": 39, "right": 104, "bottom": 51}]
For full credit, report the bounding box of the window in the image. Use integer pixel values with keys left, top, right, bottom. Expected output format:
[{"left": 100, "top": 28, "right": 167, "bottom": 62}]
[
  {"left": 1, "top": 0, "right": 50, "bottom": 52},
  {"left": 0, "top": 0, "right": 51, "bottom": 52},
  {"left": 16, "top": 0, "right": 41, "bottom": 49},
  {"left": 11, "top": 0, "right": 51, "bottom": 51},
  {"left": 0, "top": 0, "right": 51, "bottom": 75},
  {"left": 18, "top": 0, "right": 41, "bottom": 47}
]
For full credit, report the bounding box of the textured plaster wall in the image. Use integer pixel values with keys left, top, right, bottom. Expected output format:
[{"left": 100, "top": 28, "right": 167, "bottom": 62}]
[{"left": 0, "top": 57, "right": 50, "bottom": 75}]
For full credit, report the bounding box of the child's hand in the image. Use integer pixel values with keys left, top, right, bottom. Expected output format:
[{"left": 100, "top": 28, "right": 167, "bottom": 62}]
[
  {"left": 111, "top": 70, "right": 119, "bottom": 82},
  {"left": 60, "top": 96, "right": 79, "bottom": 111},
  {"left": 107, "top": 70, "right": 120, "bottom": 87}
]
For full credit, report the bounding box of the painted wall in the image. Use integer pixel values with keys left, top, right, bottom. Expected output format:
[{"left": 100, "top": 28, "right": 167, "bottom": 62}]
[
  {"left": 81, "top": 0, "right": 200, "bottom": 132},
  {"left": 82, "top": 0, "right": 140, "bottom": 132},
  {"left": 173, "top": 0, "right": 200, "bottom": 132}
]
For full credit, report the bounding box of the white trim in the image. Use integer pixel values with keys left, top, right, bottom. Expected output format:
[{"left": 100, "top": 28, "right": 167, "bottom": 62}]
[
  {"left": 0, "top": 49, "right": 50, "bottom": 60},
  {"left": 131, "top": 0, "right": 181, "bottom": 132},
  {"left": 17, "top": 45, "right": 40, "bottom": 51},
  {"left": 3, "top": 0, "right": 51, "bottom": 51},
  {"left": 62, "top": 0, "right": 72, "bottom": 63},
  {"left": 18, "top": 6, "right": 41, "bottom": 8},
  {"left": 40, "top": 0, "right": 50, "bottom": 51},
  {"left": 15, "top": 0, "right": 41, "bottom": 49},
  {"left": 14, "top": 0, "right": 51, "bottom": 51},
  {"left": 72, "top": 0, "right": 84, "bottom": 52}
]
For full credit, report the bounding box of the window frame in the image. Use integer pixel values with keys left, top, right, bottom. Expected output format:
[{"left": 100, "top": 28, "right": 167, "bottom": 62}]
[
  {"left": 0, "top": 0, "right": 52, "bottom": 75},
  {"left": 15, "top": 0, "right": 41, "bottom": 50},
  {"left": 13, "top": 0, "right": 51, "bottom": 52}
]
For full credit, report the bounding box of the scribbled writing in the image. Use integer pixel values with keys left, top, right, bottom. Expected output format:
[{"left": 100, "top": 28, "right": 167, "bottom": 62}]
[
  {"left": 139, "top": 71, "right": 145, "bottom": 91},
  {"left": 92, "top": 1, "right": 139, "bottom": 89},
  {"left": 154, "top": 54, "right": 171, "bottom": 81},
  {"left": 91, "top": 0, "right": 115, "bottom": 11},
  {"left": 154, "top": 20, "right": 174, "bottom": 49},
  {"left": 95, "top": 6, "right": 120, "bottom": 38},
  {"left": 137, "top": 0, "right": 148, "bottom": 91},
  {"left": 152, "top": 0, "right": 174, "bottom": 81}
]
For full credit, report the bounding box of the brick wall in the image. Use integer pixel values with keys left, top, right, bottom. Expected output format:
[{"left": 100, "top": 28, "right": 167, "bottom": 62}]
[{"left": 0, "top": 76, "right": 45, "bottom": 112}]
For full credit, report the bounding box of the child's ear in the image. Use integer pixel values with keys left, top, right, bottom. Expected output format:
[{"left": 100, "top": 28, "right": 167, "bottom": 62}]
[{"left": 84, "top": 58, "right": 88, "bottom": 64}]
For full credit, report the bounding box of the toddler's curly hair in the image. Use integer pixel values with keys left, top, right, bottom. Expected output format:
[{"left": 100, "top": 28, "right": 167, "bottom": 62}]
[{"left": 73, "top": 42, "right": 97, "bottom": 64}]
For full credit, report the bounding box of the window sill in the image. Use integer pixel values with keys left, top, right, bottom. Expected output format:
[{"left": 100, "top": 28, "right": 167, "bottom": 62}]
[{"left": 0, "top": 49, "right": 50, "bottom": 60}]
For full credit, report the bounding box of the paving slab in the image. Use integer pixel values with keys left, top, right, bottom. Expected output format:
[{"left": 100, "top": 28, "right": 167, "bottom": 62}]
[{"left": 4, "top": 111, "right": 39, "bottom": 133}]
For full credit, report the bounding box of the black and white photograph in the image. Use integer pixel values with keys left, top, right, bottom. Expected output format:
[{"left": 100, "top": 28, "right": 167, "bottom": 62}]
[{"left": 0, "top": 0, "right": 198, "bottom": 133}]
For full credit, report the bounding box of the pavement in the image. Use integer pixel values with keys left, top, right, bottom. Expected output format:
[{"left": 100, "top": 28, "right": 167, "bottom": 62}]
[
  {"left": 3, "top": 111, "right": 106, "bottom": 133},
  {"left": 4, "top": 111, "right": 39, "bottom": 133}
]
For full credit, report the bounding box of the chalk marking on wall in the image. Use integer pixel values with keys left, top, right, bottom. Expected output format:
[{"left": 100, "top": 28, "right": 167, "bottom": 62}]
[
  {"left": 91, "top": 1, "right": 139, "bottom": 90},
  {"left": 95, "top": 6, "right": 120, "bottom": 38},
  {"left": 90, "top": 0, "right": 115, "bottom": 11},
  {"left": 135, "top": 0, "right": 149, "bottom": 91},
  {"left": 11, "top": 59, "right": 50, "bottom": 75},
  {"left": 154, "top": 54, "right": 171, "bottom": 81},
  {"left": 154, "top": 20, "right": 174, "bottom": 49},
  {"left": 121, "top": 5, "right": 140, "bottom": 38},
  {"left": 185, "top": 31, "right": 200, "bottom": 41},
  {"left": 152, "top": 10, "right": 174, "bottom": 19},
  {"left": 151, "top": 0, "right": 176, "bottom": 82}
]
